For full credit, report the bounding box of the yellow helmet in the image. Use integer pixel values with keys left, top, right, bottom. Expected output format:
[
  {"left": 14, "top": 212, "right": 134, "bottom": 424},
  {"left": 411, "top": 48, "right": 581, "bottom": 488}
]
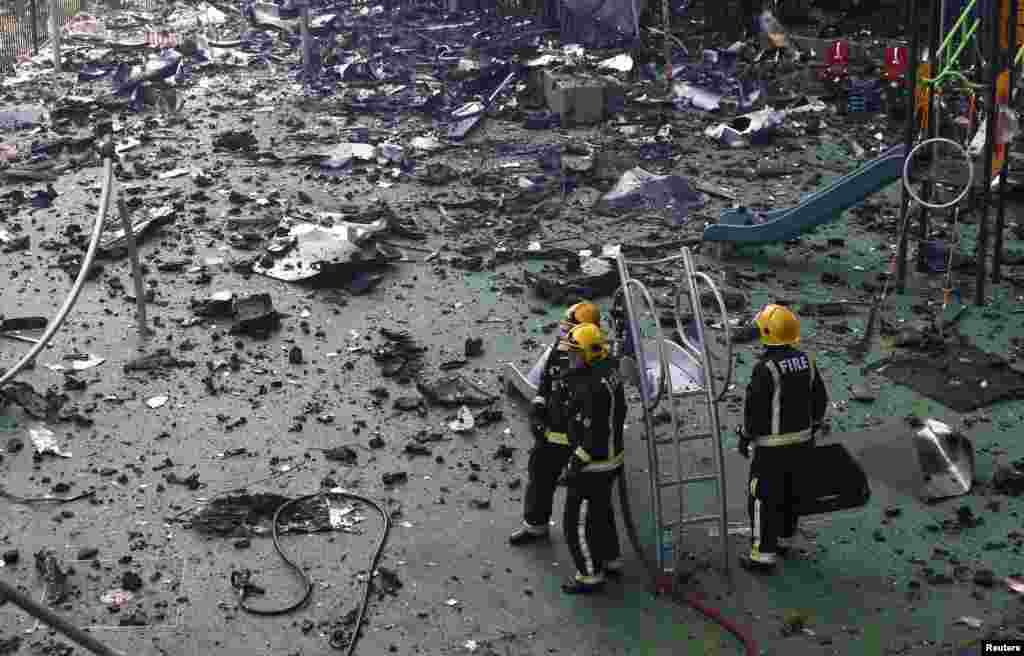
[
  {"left": 559, "top": 323, "right": 609, "bottom": 364},
  {"left": 562, "top": 301, "right": 601, "bottom": 328},
  {"left": 753, "top": 304, "right": 800, "bottom": 346}
]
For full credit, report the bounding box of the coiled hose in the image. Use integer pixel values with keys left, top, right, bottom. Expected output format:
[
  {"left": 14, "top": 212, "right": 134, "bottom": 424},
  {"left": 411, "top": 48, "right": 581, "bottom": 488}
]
[{"left": 236, "top": 490, "right": 391, "bottom": 656}]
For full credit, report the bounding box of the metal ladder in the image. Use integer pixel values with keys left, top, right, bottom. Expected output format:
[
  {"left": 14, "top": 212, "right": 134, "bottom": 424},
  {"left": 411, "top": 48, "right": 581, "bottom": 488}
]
[{"left": 612, "top": 247, "right": 735, "bottom": 593}]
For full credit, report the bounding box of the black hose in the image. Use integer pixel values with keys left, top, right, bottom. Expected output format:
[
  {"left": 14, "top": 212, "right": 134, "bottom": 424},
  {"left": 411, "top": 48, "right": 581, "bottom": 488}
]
[
  {"left": 236, "top": 491, "right": 392, "bottom": 656},
  {"left": 237, "top": 493, "right": 319, "bottom": 616},
  {"left": 329, "top": 490, "right": 392, "bottom": 656},
  {"left": 617, "top": 472, "right": 657, "bottom": 579}
]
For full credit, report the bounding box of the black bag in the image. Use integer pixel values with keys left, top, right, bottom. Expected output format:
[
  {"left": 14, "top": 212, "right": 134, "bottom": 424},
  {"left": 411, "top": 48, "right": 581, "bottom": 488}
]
[{"left": 795, "top": 443, "right": 871, "bottom": 516}]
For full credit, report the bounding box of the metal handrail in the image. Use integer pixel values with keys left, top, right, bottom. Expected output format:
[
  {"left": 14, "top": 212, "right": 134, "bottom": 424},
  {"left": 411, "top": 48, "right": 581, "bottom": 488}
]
[{"left": 680, "top": 247, "right": 730, "bottom": 581}]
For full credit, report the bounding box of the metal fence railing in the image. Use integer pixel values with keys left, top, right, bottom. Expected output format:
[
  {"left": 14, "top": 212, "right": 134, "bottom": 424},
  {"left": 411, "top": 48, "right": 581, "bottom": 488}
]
[{"left": 0, "top": 0, "right": 164, "bottom": 74}]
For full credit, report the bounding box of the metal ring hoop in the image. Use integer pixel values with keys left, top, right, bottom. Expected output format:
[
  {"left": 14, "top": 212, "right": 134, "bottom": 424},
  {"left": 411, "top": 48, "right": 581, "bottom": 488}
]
[{"left": 902, "top": 137, "right": 974, "bottom": 210}]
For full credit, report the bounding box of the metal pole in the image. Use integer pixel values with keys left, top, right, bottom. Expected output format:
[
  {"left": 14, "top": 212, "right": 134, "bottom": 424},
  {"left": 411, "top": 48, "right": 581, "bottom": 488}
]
[
  {"left": 29, "top": 0, "right": 38, "bottom": 55},
  {"left": 993, "top": 0, "right": 1018, "bottom": 283},
  {"left": 977, "top": 0, "right": 1002, "bottom": 305},
  {"left": 661, "top": 0, "right": 670, "bottom": 94},
  {"left": 938, "top": 0, "right": 950, "bottom": 70},
  {"left": 116, "top": 198, "right": 148, "bottom": 341},
  {"left": 919, "top": 0, "right": 945, "bottom": 263},
  {"left": 48, "top": 0, "right": 59, "bottom": 72},
  {"left": 0, "top": 580, "right": 128, "bottom": 656},
  {"left": 896, "top": 0, "right": 925, "bottom": 288},
  {"left": 299, "top": 2, "right": 313, "bottom": 79},
  {"left": 14, "top": 0, "right": 26, "bottom": 48}
]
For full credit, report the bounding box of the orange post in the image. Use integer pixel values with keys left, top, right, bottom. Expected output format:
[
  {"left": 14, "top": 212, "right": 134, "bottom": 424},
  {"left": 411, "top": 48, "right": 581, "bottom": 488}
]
[
  {"left": 916, "top": 62, "right": 932, "bottom": 130},
  {"left": 992, "top": 70, "right": 1010, "bottom": 179},
  {"left": 1005, "top": 0, "right": 1024, "bottom": 48}
]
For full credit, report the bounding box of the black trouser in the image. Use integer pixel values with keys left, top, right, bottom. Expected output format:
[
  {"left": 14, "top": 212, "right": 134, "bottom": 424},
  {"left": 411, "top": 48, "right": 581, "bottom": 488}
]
[
  {"left": 747, "top": 440, "right": 813, "bottom": 557},
  {"left": 523, "top": 441, "right": 572, "bottom": 527},
  {"left": 563, "top": 469, "right": 621, "bottom": 579}
]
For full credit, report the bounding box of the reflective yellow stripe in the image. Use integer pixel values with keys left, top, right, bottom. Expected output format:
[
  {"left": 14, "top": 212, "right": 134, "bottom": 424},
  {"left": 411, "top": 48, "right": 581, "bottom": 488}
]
[
  {"left": 574, "top": 573, "right": 605, "bottom": 584},
  {"left": 545, "top": 431, "right": 569, "bottom": 446},
  {"left": 579, "top": 498, "right": 595, "bottom": 576},
  {"left": 574, "top": 447, "right": 592, "bottom": 463},
  {"left": 755, "top": 429, "right": 812, "bottom": 447},
  {"left": 765, "top": 360, "right": 782, "bottom": 435},
  {"left": 581, "top": 452, "right": 624, "bottom": 472},
  {"left": 752, "top": 496, "right": 762, "bottom": 554}
]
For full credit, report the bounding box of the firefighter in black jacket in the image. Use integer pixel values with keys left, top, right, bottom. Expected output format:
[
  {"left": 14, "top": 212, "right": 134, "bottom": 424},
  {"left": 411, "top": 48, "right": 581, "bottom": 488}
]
[
  {"left": 559, "top": 323, "right": 627, "bottom": 594},
  {"left": 738, "top": 304, "right": 828, "bottom": 573},
  {"left": 510, "top": 302, "right": 602, "bottom": 546}
]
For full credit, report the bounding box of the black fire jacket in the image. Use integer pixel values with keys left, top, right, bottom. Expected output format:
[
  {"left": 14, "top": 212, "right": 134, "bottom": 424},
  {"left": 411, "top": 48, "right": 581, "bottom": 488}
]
[
  {"left": 744, "top": 345, "right": 828, "bottom": 445},
  {"left": 566, "top": 358, "right": 627, "bottom": 472}
]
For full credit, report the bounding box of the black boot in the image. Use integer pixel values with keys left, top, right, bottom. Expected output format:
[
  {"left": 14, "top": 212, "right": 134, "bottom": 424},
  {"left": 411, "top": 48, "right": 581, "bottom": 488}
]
[
  {"left": 562, "top": 576, "right": 606, "bottom": 594},
  {"left": 739, "top": 554, "right": 777, "bottom": 573},
  {"left": 603, "top": 559, "right": 625, "bottom": 580},
  {"left": 509, "top": 526, "right": 549, "bottom": 546}
]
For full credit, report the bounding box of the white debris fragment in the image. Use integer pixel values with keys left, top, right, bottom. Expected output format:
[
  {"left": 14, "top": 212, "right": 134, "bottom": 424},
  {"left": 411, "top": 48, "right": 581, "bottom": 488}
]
[
  {"left": 449, "top": 406, "right": 475, "bottom": 433},
  {"left": 598, "top": 53, "right": 633, "bottom": 72},
  {"left": 29, "top": 425, "right": 71, "bottom": 458},
  {"left": 100, "top": 589, "right": 134, "bottom": 608},
  {"left": 954, "top": 616, "right": 983, "bottom": 629},
  {"left": 145, "top": 395, "right": 169, "bottom": 409},
  {"left": 157, "top": 168, "right": 191, "bottom": 180},
  {"left": 411, "top": 136, "right": 443, "bottom": 152},
  {"left": 44, "top": 354, "right": 105, "bottom": 372}
]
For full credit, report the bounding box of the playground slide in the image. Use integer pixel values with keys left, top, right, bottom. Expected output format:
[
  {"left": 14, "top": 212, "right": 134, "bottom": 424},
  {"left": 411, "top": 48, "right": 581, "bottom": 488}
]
[
  {"left": 503, "top": 340, "right": 704, "bottom": 401},
  {"left": 702, "top": 144, "right": 907, "bottom": 244}
]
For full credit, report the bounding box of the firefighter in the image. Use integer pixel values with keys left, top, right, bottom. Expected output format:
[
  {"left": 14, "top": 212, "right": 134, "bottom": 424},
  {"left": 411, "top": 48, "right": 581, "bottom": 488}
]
[
  {"left": 737, "top": 303, "right": 828, "bottom": 573},
  {"left": 509, "top": 302, "right": 602, "bottom": 546},
  {"left": 559, "top": 323, "right": 627, "bottom": 594}
]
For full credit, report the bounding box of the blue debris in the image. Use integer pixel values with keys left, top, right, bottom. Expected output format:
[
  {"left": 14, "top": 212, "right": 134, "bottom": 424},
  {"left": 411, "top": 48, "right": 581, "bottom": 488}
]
[
  {"left": 524, "top": 112, "right": 561, "bottom": 130},
  {"left": 113, "top": 51, "right": 182, "bottom": 96},
  {"left": 598, "top": 168, "right": 708, "bottom": 225},
  {"left": 0, "top": 107, "right": 46, "bottom": 130}
]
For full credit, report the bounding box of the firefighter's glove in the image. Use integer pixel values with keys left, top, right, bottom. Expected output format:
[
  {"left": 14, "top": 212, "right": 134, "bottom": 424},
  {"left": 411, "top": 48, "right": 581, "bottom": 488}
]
[
  {"left": 530, "top": 398, "right": 546, "bottom": 422},
  {"left": 559, "top": 454, "right": 587, "bottom": 487},
  {"left": 736, "top": 426, "right": 751, "bottom": 459}
]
